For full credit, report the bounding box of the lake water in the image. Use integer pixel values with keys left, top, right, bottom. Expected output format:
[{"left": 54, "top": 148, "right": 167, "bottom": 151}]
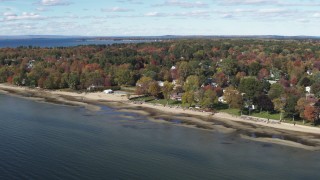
[
  {"left": 1, "top": 94, "right": 320, "bottom": 180},
  {"left": 0, "top": 38, "right": 155, "bottom": 48}
]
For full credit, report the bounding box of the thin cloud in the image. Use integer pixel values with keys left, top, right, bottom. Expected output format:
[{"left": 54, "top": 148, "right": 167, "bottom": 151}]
[
  {"left": 101, "top": 7, "right": 133, "bottom": 12},
  {"left": 144, "top": 10, "right": 210, "bottom": 18},
  {"left": 154, "top": 0, "right": 209, "bottom": 8},
  {"left": 215, "top": 8, "right": 301, "bottom": 21},
  {"left": 221, "top": 13, "right": 235, "bottom": 19},
  {"left": 117, "top": 0, "right": 143, "bottom": 4},
  {"left": 144, "top": 12, "right": 168, "bottom": 17},
  {"left": 2, "top": 12, "right": 45, "bottom": 21},
  {"left": 217, "top": 0, "right": 320, "bottom": 7},
  {"left": 217, "top": 0, "right": 276, "bottom": 6},
  {"left": 35, "top": 7, "right": 48, "bottom": 11},
  {"left": 257, "top": 8, "right": 287, "bottom": 14},
  {"left": 38, "top": 0, "right": 71, "bottom": 6},
  {"left": 173, "top": 10, "right": 210, "bottom": 17},
  {"left": 313, "top": 13, "right": 320, "bottom": 18}
]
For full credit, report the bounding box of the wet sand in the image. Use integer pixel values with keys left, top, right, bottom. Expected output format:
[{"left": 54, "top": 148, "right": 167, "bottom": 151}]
[{"left": 1, "top": 83, "right": 320, "bottom": 150}]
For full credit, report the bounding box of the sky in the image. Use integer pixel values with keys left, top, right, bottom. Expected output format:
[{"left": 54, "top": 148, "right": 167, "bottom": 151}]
[{"left": 0, "top": 0, "right": 319, "bottom": 36}]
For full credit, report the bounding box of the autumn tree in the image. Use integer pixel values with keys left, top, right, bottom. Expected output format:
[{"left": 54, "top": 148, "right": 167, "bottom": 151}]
[
  {"left": 182, "top": 91, "right": 195, "bottom": 107},
  {"left": 253, "top": 95, "right": 274, "bottom": 112},
  {"left": 238, "top": 77, "right": 262, "bottom": 101},
  {"left": 258, "top": 68, "right": 270, "bottom": 80},
  {"left": 284, "top": 95, "right": 299, "bottom": 118},
  {"left": 183, "top": 75, "right": 200, "bottom": 92},
  {"left": 68, "top": 72, "right": 80, "bottom": 90},
  {"left": 311, "top": 82, "right": 320, "bottom": 97},
  {"left": 195, "top": 88, "right": 205, "bottom": 103},
  {"left": 295, "top": 98, "right": 307, "bottom": 120},
  {"left": 114, "top": 68, "right": 132, "bottom": 86},
  {"left": 44, "top": 72, "right": 61, "bottom": 89},
  {"left": 178, "top": 61, "right": 191, "bottom": 80},
  {"left": 214, "top": 72, "right": 228, "bottom": 87},
  {"left": 272, "top": 98, "right": 285, "bottom": 121},
  {"left": 148, "top": 81, "right": 161, "bottom": 98},
  {"left": 162, "top": 81, "right": 174, "bottom": 106},
  {"left": 248, "top": 62, "right": 261, "bottom": 76},
  {"left": 223, "top": 86, "right": 243, "bottom": 108},
  {"left": 201, "top": 89, "right": 217, "bottom": 108},
  {"left": 59, "top": 73, "right": 69, "bottom": 89},
  {"left": 220, "top": 58, "right": 238, "bottom": 77},
  {"left": 304, "top": 105, "right": 316, "bottom": 125},
  {"left": 136, "top": 76, "right": 153, "bottom": 95},
  {"left": 268, "top": 83, "right": 284, "bottom": 100}
]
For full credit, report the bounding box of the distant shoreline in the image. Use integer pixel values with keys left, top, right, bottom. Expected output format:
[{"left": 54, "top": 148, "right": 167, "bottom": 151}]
[
  {"left": 1, "top": 83, "right": 320, "bottom": 150},
  {"left": 1, "top": 35, "right": 320, "bottom": 40}
]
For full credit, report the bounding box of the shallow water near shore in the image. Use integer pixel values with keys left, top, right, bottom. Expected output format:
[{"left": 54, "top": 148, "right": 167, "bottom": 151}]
[{"left": 1, "top": 94, "right": 320, "bottom": 180}]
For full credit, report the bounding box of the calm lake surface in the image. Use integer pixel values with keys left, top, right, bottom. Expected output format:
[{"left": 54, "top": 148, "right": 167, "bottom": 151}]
[
  {"left": 0, "top": 38, "right": 155, "bottom": 48},
  {"left": 0, "top": 94, "right": 320, "bottom": 180}
]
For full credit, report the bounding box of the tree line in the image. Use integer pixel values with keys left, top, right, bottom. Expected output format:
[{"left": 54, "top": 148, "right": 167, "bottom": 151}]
[{"left": 1, "top": 39, "right": 320, "bottom": 124}]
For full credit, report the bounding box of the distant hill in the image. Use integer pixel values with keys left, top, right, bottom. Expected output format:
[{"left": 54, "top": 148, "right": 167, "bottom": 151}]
[{"left": 0, "top": 35, "right": 319, "bottom": 40}]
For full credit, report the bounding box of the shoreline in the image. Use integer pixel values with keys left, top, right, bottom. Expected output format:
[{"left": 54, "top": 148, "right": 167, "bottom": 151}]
[{"left": 1, "top": 83, "right": 320, "bottom": 150}]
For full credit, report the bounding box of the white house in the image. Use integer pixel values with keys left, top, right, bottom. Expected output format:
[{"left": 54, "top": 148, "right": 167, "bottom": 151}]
[
  {"left": 307, "top": 70, "right": 313, "bottom": 75},
  {"left": 211, "top": 82, "right": 218, "bottom": 87},
  {"left": 306, "top": 86, "right": 311, "bottom": 93},
  {"left": 218, "top": 96, "right": 227, "bottom": 103},
  {"left": 267, "top": 80, "right": 278, "bottom": 85},
  {"left": 170, "top": 92, "right": 183, "bottom": 101},
  {"left": 158, "top": 81, "right": 164, "bottom": 87}
]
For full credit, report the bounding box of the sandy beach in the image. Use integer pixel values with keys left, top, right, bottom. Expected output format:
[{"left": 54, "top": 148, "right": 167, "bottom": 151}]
[{"left": 1, "top": 83, "right": 320, "bottom": 150}]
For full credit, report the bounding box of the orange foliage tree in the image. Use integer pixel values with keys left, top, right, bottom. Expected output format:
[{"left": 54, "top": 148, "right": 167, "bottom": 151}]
[{"left": 304, "top": 105, "right": 316, "bottom": 124}]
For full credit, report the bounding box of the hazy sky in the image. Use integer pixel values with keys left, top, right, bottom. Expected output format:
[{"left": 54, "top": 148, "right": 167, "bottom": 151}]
[{"left": 0, "top": 0, "right": 319, "bottom": 36}]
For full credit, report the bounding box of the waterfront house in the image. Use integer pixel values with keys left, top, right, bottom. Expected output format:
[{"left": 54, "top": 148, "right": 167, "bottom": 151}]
[{"left": 170, "top": 92, "right": 183, "bottom": 101}]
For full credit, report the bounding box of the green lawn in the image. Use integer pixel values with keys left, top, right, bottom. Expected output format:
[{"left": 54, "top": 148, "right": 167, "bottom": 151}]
[
  {"left": 250, "top": 111, "right": 281, "bottom": 120},
  {"left": 221, "top": 108, "right": 283, "bottom": 120},
  {"left": 149, "top": 99, "right": 182, "bottom": 106},
  {"left": 131, "top": 96, "right": 181, "bottom": 106},
  {"left": 120, "top": 86, "right": 136, "bottom": 92},
  {"left": 131, "top": 96, "right": 155, "bottom": 102},
  {"left": 220, "top": 108, "right": 241, "bottom": 116},
  {"left": 220, "top": 108, "right": 319, "bottom": 127}
]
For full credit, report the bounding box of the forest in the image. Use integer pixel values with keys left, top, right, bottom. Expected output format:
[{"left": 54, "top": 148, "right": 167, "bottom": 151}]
[{"left": 1, "top": 38, "right": 320, "bottom": 125}]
